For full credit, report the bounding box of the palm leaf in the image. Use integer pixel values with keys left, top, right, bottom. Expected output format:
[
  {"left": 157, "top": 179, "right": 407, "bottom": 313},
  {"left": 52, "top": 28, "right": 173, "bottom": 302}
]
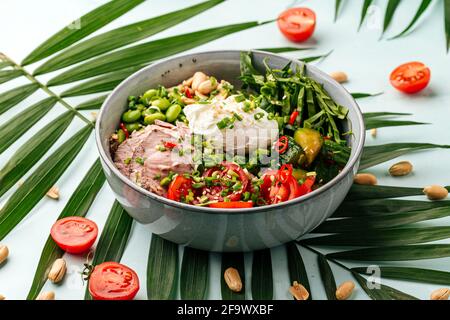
[
  {"left": 257, "top": 47, "right": 312, "bottom": 53},
  {"left": 353, "top": 273, "right": 418, "bottom": 300},
  {"left": 304, "top": 226, "right": 450, "bottom": 246},
  {"left": 359, "top": 0, "right": 374, "bottom": 30},
  {"left": 0, "top": 61, "right": 12, "bottom": 70},
  {"left": 329, "top": 244, "right": 450, "bottom": 262},
  {"left": 0, "top": 69, "right": 22, "bottom": 84},
  {"left": 313, "top": 207, "right": 450, "bottom": 234},
  {"left": 251, "top": 249, "right": 273, "bottom": 300},
  {"left": 75, "top": 95, "right": 108, "bottom": 110},
  {"left": 221, "top": 253, "right": 245, "bottom": 300},
  {"left": 360, "top": 143, "right": 450, "bottom": 170},
  {"left": 0, "top": 112, "right": 74, "bottom": 198},
  {"left": 334, "top": 199, "right": 450, "bottom": 217},
  {"left": 22, "top": 0, "right": 145, "bottom": 66},
  {"left": 27, "top": 159, "right": 105, "bottom": 300},
  {"left": 0, "top": 97, "right": 57, "bottom": 155},
  {"left": 301, "top": 51, "right": 333, "bottom": 63},
  {"left": 147, "top": 235, "right": 179, "bottom": 300},
  {"left": 389, "top": 0, "right": 433, "bottom": 39},
  {"left": 445, "top": 0, "right": 450, "bottom": 52},
  {"left": 353, "top": 266, "right": 450, "bottom": 286},
  {"left": 382, "top": 0, "right": 402, "bottom": 36},
  {"left": 180, "top": 247, "right": 209, "bottom": 300},
  {"left": 0, "top": 83, "right": 39, "bottom": 115},
  {"left": 351, "top": 92, "right": 383, "bottom": 99},
  {"left": 33, "top": 0, "right": 225, "bottom": 75},
  {"left": 61, "top": 65, "right": 145, "bottom": 97},
  {"left": 347, "top": 185, "right": 449, "bottom": 201},
  {"left": 47, "top": 21, "right": 263, "bottom": 86},
  {"left": 85, "top": 201, "right": 133, "bottom": 299},
  {"left": 286, "top": 242, "right": 311, "bottom": 299},
  {"left": 0, "top": 123, "right": 92, "bottom": 240},
  {"left": 364, "top": 119, "right": 427, "bottom": 130},
  {"left": 363, "top": 112, "right": 410, "bottom": 119},
  {"left": 335, "top": 0, "right": 344, "bottom": 21},
  {"left": 317, "top": 255, "right": 337, "bottom": 300}
]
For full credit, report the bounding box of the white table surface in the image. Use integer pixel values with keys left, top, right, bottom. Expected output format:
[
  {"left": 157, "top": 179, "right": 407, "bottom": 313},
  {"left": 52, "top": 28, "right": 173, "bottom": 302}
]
[{"left": 0, "top": 0, "right": 450, "bottom": 300}]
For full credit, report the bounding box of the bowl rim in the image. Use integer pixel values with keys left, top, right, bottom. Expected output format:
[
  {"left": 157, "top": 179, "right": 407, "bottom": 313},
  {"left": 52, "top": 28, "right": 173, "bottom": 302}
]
[{"left": 95, "top": 50, "right": 365, "bottom": 214}]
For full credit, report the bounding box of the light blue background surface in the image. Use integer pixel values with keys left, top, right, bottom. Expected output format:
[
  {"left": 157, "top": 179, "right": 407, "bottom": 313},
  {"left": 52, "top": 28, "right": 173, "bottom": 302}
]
[{"left": 0, "top": 0, "right": 449, "bottom": 300}]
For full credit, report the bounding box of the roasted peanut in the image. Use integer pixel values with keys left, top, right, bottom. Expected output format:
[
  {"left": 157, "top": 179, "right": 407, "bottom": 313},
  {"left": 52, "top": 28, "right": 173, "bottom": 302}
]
[
  {"left": 389, "top": 161, "right": 413, "bottom": 177},
  {"left": 430, "top": 288, "right": 450, "bottom": 300},
  {"left": 182, "top": 76, "right": 194, "bottom": 87},
  {"left": 0, "top": 245, "right": 9, "bottom": 265},
  {"left": 191, "top": 72, "right": 208, "bottom": 91},
  {"left": 289, "top": 281, "right": 309, "bottom": 300},
  {"left": 48, "top": 258, "right": 67, "bottom": 283},
  {"left": 330, "top": 71, "right": 348, "bottom": 83},
  {"left": 224, "top": 267, "right": 243, "bottom": 293},
  {"left": 354, "top": 173, "right": 377, "bottom": 186},
  {"left": 36, "top": 291, "right": 55, "bottom": 300},
  {"left": 46, "top": 186, "right": 60, "bottom": 200},
  {"left": 0, "top": 294, "right": 5, "bottom": 300},
  {"left": 197, "top": 79, "right": 218, "bottom": 95},
  {"left": 336, "top": 281, "right": 355, "bottom": 300},
  {"left": 423, "top": 185, "right": 449, "bottom": 201},
  {"left": 371, "top": 128, "right": 377, "bottom": 138}
]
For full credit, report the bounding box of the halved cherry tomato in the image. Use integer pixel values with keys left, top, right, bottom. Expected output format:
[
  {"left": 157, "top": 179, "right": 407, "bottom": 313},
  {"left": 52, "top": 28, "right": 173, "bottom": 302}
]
[
  {"left": 390, "top": 62, "right": 431, "bottom": 94},
  {"left": 278, "top": 8, "right": 316, "bottom": 43},
  {"left": 278, "top": 164, "right": 294, "bottom": 184},
  {"left": 209, "top": 201, "right": 254, "bottom": 209},
  {"left": 50, "top": 217, "right": 98, "bottom": 254},
  {"left": 298, "top": 175, "right": 316, "bottom": 196},
  {"left": 275, "top": 136, "right": 289, "bottom": 154},
  {"left": 88, "top": 262, "right": 140, "bottom": 300},
  {"left": 203, "top": 162, "right": 250, "bottom": 202},
  {"left": 167, "top": 176, "right": 193, "bottom": 202},
  {"left": 269, "top": 182, "right": 290, "bottom": 204}
]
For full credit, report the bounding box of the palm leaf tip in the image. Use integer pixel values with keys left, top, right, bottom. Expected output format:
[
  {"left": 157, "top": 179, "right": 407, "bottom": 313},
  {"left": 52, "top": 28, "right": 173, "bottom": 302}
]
[
  {"left": 359, "top": 0, "right": 374, "bottom": 31},
  {"left": 251, "top": 249, "right": 273, "bottom": 300},
  {"left": 0, "top": 83, "right": 40, "bottom": 116},
  {"left": 21, "top": 0, "right": 146, "bottom": 66},
  {"left": 389, "top": 0, "right": 432, "bottom": 40},
  {"left": 180, "top": 247, "right": 209, "bottom": 300},
  {"left": 32, "top": 0, "right": 226, "bottom": 75},
  {"left": 335, "top": 0, "right": 344, "bottom": 22},
  {"left": 445, "top": 0, "right": 450, "bottom": 52},
  {"left": 382, "top": 0, "right": 403, "bottom": 36}
]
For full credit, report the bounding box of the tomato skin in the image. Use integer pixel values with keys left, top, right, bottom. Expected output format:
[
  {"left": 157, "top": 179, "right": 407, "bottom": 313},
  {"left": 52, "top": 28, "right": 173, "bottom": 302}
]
[
  {"left": 278, "top": 8, "right": 316, "bottom": 43},
  {"left": 167, "top": 176, "right": 193, "bottom": 202},
  {"left": 390, "top": 62, "right": 431, "bottom": 94},
  {"left": 88, "top": 262, "right": 140, "bottom": 300},
  {"left": 50, "top": 217, "right": 98, "bottom": 254},
  {"left": 209, "top": 202, "right": 254, "bottom": 209}
]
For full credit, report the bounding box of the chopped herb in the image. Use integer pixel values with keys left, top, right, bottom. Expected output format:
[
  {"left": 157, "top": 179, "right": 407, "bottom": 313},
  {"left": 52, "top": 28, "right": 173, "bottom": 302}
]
[
  {"left": 123, "top": 158, "right": 131, "bottom": 165},
  {"left": 135, "top": 157, "right": 145, "bottom": 165},
  {"left": 242, "top": 191, "right": 251, "bottom": 201},
  {"left": 254, "top": 112, "right": 265, "bottom": 121},
  {"left": 192, "top": 182, "right": 205, "bottom": 189},
  {"left": 234, "top": 94, "right": 246, "bottom": 102},
  {"left": 233, "top": 112, "right": 243, "bottom": 121}
]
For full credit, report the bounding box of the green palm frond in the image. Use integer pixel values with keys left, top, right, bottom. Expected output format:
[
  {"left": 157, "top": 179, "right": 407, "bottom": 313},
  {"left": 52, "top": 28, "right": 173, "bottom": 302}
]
[
  {"left": 251, "top": 249, "right": 273, "bottom": 300},
  {"left": 75, "top": 95, "right": 108, "bottom": 111},
  {"left": 353, "top": 267, "right": 450, "bottom": 285},
  {"left": 0, "top": 83, "right": 39, "bottom": 115},
  {"left": 180, "top": 248, "right": 209, "bottom": 300},
  {"left": 382, "top": 0, "right": 403, "bottom": 37},
  {"left": 286, "top": 242, "right": 311, "bottom": 299},
  {"left": 359, "top": 0, "right": 374, "bottom": 30},
  {"left": 27, "top": 160, "right": 105, "bottom": 300},
  {"left": 317, "top": 255, "right": 337, "bottom": 300},
  {"left": 445, "top": 0, "right": 450, "bottom": 51},
  {"left": 389, "top": 0, "right": 433, "bottom": 39}
]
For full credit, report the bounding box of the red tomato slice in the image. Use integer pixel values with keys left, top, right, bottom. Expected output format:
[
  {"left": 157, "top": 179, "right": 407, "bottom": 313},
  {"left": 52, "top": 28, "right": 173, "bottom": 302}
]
[
  {"left": 209, "top": 201, "right": 254, "bottom": 209},
  {"left": 390, "top": 62, "right": 431, "bottom": 94},
  {"left": 278, "top": 8, "right": 316, "bottom": 43},
  {"left": 50, "top": 217, "right": 98, "bottom": 254},
  {"left": 298, "top": 176, "right": 316, "bottom": 196},
  {"left": 167, "top": 176, "right": 193, "bottom": 202},
  {"left": 269, "top": 182, "right": 290, "bottom": 204},
  {"left": 88, "top": 262, "right": 140, "bottom": 300}
]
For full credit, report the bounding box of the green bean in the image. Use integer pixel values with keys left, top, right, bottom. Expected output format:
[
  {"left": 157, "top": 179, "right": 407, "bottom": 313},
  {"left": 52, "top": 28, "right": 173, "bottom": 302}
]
[
  {"left": 160, "top": 177, "right": 172, "bottom": 187},
  {"left": 125, "top": 123, "right": 141, "bottom": 133},
  {"left": 122, "top": 109, "right": 141, "bottom": 123},
  {"left": 117, "top": 129, "right": 126, "bottom": 143},
  {"left": 151, "top": 98, "right": 171, "bottom": 111},
  {"left": 144, "top": 113, "right": 166, "bottom": 125},
  {"left": 166, "top": 104, "right": 182, "bottom": 123}
]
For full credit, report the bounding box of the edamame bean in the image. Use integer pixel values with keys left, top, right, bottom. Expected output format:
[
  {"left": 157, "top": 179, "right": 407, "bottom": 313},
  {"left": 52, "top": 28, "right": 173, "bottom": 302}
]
[
  {"left": 117, "top": 129, "right": 126, "bottom": 143},
  {"left": 144, "top": 113, "right": 166, "bottom": 125},
  {"left": 166, "top": 104, "right": 182, "bottom": 123},
  {"left": 122, "top": 109, "right": 141, "bottom": 123},
  {"left": 125, "top": 123, "right": 141, "bottom": 133},
  {"left": 142, "top": 89, "right": 158, "bottom": 104},
  {"left": 151, "top": 98, "right": 171, "bottom": 111}
]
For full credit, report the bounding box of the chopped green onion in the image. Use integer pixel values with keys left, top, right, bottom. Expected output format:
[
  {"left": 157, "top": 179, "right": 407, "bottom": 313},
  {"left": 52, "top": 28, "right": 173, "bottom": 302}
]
[
  {"left": 233, "top": 112, "right": 243, "bottom": 121},
  {"left": 160, "top": 177, "right": 172, "bottom": 187},
  {"left": 123, "top": 158, "right": 131, "bottom": 165},
  {"left": 254, "top": 112, "right": 265, "bottom": 121},
  {"left": 135, "top": 157, "right": 145, "bottom": 165},
  {"left": 192, "top": 183, "right": 205, "bottom": 189},
  {"left": 234, "top": 94, "right": 246, "bottom": 102},
  {"left": 242, "top": 192, "right": 251, "bottom": 201}
]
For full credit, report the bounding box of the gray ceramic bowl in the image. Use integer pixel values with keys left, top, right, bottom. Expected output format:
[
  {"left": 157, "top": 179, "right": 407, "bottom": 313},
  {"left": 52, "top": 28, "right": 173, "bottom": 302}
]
[{"left": 96, "top": 50, "right": 365, "bottom": 252}]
